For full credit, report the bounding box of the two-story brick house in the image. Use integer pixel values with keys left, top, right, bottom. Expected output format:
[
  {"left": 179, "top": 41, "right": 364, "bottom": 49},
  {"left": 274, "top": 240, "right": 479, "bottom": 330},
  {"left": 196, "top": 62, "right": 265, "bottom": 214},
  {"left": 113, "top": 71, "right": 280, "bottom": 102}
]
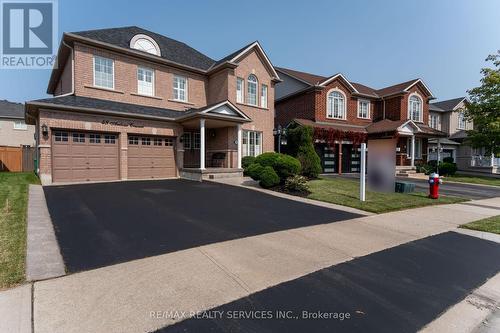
[
  {"left": 275, "top": 67, "right": 445, "bottom": 174},
  {"left": 25, "top": 26, "right": 280, "bottom": 184}
]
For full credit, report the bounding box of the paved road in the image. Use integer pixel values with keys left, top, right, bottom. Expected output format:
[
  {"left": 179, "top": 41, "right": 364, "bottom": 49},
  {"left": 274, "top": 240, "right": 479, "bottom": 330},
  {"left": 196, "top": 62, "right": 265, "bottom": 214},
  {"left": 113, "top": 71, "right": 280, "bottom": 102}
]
[
  {"left": 397, "top": 177, "right": 500, "bottom": 200},
  {"left": 43, "top": 179, "right": 360, "bottom": 273},
  {"left": 156, "top": 232, "right": 500, "bottom": 333}
]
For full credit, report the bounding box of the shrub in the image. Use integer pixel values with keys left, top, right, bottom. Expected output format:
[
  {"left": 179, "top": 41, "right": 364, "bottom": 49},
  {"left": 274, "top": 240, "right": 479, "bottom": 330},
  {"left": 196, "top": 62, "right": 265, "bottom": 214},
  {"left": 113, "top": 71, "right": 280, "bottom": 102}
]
[
  {"left": 428, "top": 160, "right": 438, "bottom": 168},
  {"left": 284, "top": 175, "right": 310, "bottom": 193},
  {"left": 254, "top": 152, "right": 301, "bottom": 182},
  {"left": 242, "top": 156, "right": 256, "bottom": 169},
  {"left": 443, "top": 156, "right": 454, "bottom": 163},
  {"left": 285, "top": 125, "right": 321, "bottom": 178},
  {"left": 247, "top": 163, "right": 264, "bottom": 181},
  {"left": 259, "top": 166, "right": 280, "bottom": 188},
  {"left": 438, "top": 162, "right": 457, "bottom": 176}
]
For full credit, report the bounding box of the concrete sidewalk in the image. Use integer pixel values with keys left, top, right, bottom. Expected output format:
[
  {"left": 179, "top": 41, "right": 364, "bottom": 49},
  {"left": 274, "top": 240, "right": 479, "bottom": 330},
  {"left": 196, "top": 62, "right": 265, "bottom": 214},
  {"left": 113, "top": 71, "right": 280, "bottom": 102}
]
[{"left": 29, "top": 197, "right": 499, "bottom": 333}]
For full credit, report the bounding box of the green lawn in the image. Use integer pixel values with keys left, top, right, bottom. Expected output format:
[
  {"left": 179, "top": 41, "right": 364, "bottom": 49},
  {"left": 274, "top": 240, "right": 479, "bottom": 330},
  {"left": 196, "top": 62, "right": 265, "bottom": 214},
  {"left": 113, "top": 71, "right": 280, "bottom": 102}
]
[
  {"left": 307, "top": 177, "right": 466, "bottom": 214},
  {"left": 445, "top": 174, "right": 500, "bottom": 187},
  {"left": 0, "top": 172, "right": 40, "bottom": 289},
  {"left": 460, "top": 215, "right": 500, "bottom": 235}
]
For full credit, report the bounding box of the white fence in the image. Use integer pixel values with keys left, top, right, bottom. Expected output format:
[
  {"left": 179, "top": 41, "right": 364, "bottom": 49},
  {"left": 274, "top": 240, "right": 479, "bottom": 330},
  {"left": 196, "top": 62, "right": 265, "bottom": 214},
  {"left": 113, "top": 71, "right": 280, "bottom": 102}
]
[{"left": 471, "top": 155, "right": 500, "bottom": 167}]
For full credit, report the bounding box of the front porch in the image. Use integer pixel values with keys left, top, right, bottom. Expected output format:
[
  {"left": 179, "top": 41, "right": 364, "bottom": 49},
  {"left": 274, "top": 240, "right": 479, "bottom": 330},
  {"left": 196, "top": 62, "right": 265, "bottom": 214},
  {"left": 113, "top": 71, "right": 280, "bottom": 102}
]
[{"left": 177, "top": 101, "right": 251, "bottom": 180}]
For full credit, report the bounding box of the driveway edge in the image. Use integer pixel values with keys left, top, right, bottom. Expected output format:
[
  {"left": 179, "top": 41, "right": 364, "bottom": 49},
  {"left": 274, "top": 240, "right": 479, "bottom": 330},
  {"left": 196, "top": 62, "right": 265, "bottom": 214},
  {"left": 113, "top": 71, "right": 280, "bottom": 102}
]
[{"left": 26, "top": 185, "right": 65, "bottom": 281}]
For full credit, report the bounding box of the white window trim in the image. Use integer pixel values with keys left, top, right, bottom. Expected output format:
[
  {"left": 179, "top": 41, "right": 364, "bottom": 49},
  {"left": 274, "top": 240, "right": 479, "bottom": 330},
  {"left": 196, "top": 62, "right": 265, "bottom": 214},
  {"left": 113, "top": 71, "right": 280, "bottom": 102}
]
[
  {"left": 242, "top": 130, "right": 262, "bottom": 157},
  {"left": 247, "top": 75, "right": 258, "bottom": 106},
  {"left": 261, "top": 84, "right": 268, "bottom": 108},
  {"left": 137, "top": 66, "right": 155, "bottom": 96},
  {"left": 93, "top": 56, "right": 115, "bottom": 90},
  {"left": 357, "top": 99, "right": 370, "bottom": 119},
  {"left": 173, "top": 75, "right": 188, "bottom": 102},
  {"left": 407, "top": 137, "right": 422, "bottom": 159},
  {"left": 13, "top": 120, "right": 28, "bottom": 130},
  {"left": 236, "top": 77, "right": 244, "bottom": 103},
  {"left": 457, "top": 111, "right": 466, "bottom": 130},
  {"left": 326, "top": 88, "right": 347, "bottom": 120},
  {"left": 408, "top": 92, "right": 423, "bottom": 123},
  {"left": 130, "top": 34, "right": 162, "bottom": 56}
]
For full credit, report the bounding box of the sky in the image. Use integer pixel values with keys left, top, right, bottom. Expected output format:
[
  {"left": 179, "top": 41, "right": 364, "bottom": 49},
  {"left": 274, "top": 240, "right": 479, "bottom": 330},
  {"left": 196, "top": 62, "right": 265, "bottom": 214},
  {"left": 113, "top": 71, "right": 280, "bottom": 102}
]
[{"left": 1, "top": 0, "right": 499, "bottom": 103}]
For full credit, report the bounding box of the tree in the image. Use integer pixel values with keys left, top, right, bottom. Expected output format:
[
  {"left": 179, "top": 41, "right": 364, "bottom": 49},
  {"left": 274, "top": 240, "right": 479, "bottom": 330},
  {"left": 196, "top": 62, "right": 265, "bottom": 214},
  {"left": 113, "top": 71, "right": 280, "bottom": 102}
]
[
  {"left": 286, "top": 125, "right": 322, "bottom": 178},
  {"left": 464, "top": 51, "right": 500, "bottom": 156}
]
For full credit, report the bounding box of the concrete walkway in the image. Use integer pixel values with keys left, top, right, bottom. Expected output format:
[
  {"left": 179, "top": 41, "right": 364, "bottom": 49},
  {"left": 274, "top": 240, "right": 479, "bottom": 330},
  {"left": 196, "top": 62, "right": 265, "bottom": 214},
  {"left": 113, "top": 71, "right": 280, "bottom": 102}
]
[
  {"left": 26, "top": 185, "right": 65, "bottom": 281},
  {"left": 28, "top": 197, "right": 500, "bottom": 333}
]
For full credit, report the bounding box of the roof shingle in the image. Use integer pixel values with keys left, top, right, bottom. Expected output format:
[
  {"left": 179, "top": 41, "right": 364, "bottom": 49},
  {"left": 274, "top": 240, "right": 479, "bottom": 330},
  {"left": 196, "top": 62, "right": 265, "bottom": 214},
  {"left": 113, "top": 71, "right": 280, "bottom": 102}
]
[{"left": 0, "top": 100, "right": 24, "bottom": 119}]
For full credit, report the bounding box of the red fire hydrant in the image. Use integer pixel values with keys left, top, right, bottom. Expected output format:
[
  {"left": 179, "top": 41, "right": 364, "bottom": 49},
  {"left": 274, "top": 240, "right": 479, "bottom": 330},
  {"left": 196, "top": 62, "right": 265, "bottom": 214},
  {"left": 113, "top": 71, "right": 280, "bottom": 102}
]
[{"left": 428, "top": 172, "right": 442, "bottom": 199}]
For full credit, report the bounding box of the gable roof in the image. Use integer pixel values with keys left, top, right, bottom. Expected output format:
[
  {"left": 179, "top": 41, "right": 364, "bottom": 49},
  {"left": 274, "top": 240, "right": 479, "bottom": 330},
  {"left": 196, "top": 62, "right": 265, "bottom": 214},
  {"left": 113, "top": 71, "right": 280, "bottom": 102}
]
[
  {"left": 71, "top": 26, "right": 215, "bottom": 71},
  {"left": 275, "top": 67, "right": 434, "bottom": 100},
  {"left": 430, "top": 97, "right": 467, "bottom": 111},
  {"left": 0, "top": 100, "right": 24, "bottom": 119}
]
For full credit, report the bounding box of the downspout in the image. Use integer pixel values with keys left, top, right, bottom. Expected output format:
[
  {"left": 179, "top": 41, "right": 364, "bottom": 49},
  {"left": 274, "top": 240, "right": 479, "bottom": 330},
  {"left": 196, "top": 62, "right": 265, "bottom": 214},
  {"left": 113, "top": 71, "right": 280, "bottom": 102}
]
[
  {"left": 56, "top": 40, "right": 75, "bottom": 97},
  {"left": 382, "top": 97, "right": 386, "bottom": 119}
]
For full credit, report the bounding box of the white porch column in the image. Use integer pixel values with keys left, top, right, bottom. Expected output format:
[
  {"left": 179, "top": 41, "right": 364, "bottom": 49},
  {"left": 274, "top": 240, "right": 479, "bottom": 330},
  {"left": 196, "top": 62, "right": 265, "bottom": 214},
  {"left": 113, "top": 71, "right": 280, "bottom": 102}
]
[
  {"left": 411, "top": 135, "right": 415, "bottom": 167},
  {"left": 237, "top": 124, "right": 242, "bottom": 169},
  {"left": 491, "top": 152, "right": 495, "bottom": 167},
  {"left": 437, "top": 138, "right": 441, "bottom": 162},
  {"left": 200, "top": 118, "right": 205, "bottom": 170}
]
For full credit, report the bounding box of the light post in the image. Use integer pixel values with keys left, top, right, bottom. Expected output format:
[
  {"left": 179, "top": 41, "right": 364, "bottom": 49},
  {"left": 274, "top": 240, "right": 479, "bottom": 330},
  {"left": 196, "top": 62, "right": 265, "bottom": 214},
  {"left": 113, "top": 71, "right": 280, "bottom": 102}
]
[{"left": 273, "top": 125, "right": 284, "bottom": 153}]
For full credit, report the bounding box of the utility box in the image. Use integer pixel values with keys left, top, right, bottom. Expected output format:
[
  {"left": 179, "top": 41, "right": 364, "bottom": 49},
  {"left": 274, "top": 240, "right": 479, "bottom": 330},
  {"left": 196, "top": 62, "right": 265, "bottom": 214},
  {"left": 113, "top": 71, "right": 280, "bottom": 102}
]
[{"left": 395, "top": 181, "right": 415, "bottom": 193}]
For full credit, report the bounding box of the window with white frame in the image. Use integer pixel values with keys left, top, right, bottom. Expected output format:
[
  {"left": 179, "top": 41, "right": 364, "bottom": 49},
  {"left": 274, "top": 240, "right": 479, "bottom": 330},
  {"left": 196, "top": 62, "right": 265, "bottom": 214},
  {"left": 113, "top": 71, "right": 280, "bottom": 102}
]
[
  {"left": 173, "top": 75, "right": 188, "bottom": 102},
  {"left": 94, "top": 56, "right": 114, "bottom": 89},
  {"left": 357, "top": 99, "right": 370, "bottom": 119},
  {"left": 261, "top": 84, "right": 268, "bottom": 108},
  {"left": 458, "top": 111, "right": 466, "bottom": 130},
  {"left": 429, "top": 114, "right": 440, "bottom": 129},
  {"left": 242, "top": 130, "right": 262, "bottom": 157},
  {"left": 137, "top": 67, "right": 154, "bottom": 96},
  {"left": 407, "top": 137, "right": 422, "bottom": 159},
  {"left": 247, "top": 74, "right": 258, "bottom": 106},
  {"left": 327, "top": 90, "right": 346, "bottom": 119},
  {"left": 409, "top": 95, "right": 423, "bottom": 122},
  {"left": 13, "top": 120, "right": 27, "bottom": 130},
  {"left": 236, "top": 77, "right": 244, "bottom": 103}
]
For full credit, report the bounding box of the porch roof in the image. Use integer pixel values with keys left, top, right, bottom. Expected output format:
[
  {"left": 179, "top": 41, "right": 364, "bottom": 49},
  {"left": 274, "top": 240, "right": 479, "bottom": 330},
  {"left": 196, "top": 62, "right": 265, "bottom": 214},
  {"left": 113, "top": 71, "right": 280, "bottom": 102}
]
[
  {"left": 293, "top": 118, "right": 367, "bottom": 133},
  {"left": 25, "top": 96, "right": 251, "bottom": 125},
  {"left": 366, "top": 119, "right": 447, "bottom": 137}
]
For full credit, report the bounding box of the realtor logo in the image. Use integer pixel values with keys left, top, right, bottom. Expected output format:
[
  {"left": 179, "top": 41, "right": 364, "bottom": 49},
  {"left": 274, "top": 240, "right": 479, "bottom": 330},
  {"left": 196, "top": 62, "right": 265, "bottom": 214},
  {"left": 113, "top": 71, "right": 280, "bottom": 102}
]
[{"left": 1, "top": 0, "right": 57, "bottom": 69}]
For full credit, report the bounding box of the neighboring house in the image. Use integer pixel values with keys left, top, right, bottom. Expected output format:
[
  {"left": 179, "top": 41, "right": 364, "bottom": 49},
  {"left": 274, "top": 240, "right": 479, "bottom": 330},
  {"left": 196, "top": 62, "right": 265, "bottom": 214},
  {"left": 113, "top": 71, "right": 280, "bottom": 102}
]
[
  {"left": 430, "top": 97, "right": 498, "bottom": 174},
  {"left": 0, "top": 100, "right": 35, "bottom": 147},
  {"left": 274, "top": 67, "right": 445, "bottom": 174},
  {"left": 25, "top": 26, "right": 280, "bottom": 185}
]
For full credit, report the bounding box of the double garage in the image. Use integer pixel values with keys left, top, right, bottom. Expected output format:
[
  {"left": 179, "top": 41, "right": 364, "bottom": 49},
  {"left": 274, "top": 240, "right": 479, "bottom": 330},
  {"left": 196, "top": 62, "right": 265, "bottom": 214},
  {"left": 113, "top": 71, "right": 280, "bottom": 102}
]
[{"left": 51, "top": 130, "right": 176, "bottom": 183}]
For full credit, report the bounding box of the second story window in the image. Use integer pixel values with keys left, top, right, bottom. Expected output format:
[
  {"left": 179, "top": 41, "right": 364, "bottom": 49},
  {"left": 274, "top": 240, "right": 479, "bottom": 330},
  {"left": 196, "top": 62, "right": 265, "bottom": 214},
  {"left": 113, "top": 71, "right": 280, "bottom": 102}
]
[
  {"left": 458, "top": 111, "right": 466, "bottom": 130},
  {"left": 327, "top": 90, "right": 346, "bottom": 119},
  {"left": 236, "top": 77, "right": 244, "bottom": 103},
  {"left": 173, "top": 75, "right": 188, "bottom": 102},
  {"left": 247, "top": 74, "right": 258, "bottom": 106},
  {"left": 357, "top": 99, "right": 370, "bottom": 119},
  {"left": 261, "top": 84, "right": 268, "bottom": 108},
  {"left": 409, "top": 95, "right": 423, "bottom": 122},
  {"left": 429, "top": 114, "right": 440, "bottom": 129},
  {"left": 94, "top": 56, "right": 114, "bottom": 89},
  {"left": 137, "top": 67, "right": 154, "bottom": 96},
  {"left": 13, "top": 120, "right": 27, "bottom": 130}
]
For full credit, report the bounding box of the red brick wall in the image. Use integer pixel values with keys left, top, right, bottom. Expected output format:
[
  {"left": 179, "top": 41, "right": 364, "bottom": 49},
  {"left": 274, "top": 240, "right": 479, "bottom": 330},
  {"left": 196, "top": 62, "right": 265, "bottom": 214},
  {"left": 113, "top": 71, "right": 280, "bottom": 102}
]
[
  {"left": 275, "top": 90, "right": 316, "bottom": 126},
  {"left": 54, "top": 58, "right": 73, "bottom": 96},
  {"left": 401, "top": 83, "right": 430, "bottom": 124},
  {"left": 383, "top": 95, "right": 403, "bottom": 121}
]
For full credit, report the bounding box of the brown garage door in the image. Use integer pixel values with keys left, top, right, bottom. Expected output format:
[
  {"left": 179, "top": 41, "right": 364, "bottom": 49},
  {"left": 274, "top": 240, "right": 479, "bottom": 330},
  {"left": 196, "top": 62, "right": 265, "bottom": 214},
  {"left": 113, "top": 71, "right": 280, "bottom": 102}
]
[
  {"left": 52, "top": 131, "right": 120, "bottom": 183},
  {"left": 127, "top": 135, "right": 176, "bottom": 179}
]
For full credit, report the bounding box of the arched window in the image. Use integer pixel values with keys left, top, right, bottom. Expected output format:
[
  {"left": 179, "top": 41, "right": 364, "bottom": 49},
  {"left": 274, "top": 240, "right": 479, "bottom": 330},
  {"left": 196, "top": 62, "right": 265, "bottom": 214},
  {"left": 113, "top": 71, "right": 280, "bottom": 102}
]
[
  {"left": 327, "top": 90, "right": 346, "bottom": 119},
  {"left": 247, "top": 74, "right": 258, "bottom": 106},
  {"left": 130, "top": 34, "right": 161, "bottom": 56},
  {"left": 409, "top": 94, "right": 422, "bottom": 122}
]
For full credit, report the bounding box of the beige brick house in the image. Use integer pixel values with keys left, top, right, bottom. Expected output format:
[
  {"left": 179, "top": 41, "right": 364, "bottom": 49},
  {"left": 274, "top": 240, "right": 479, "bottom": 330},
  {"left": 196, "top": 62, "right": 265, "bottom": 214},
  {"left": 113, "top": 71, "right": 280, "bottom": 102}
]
[
  {"left": 1, "top": 100, "right": 35, "bottom": 147},
  {"left": 26, "top": 27, "right": 280, "bottom": 184}
]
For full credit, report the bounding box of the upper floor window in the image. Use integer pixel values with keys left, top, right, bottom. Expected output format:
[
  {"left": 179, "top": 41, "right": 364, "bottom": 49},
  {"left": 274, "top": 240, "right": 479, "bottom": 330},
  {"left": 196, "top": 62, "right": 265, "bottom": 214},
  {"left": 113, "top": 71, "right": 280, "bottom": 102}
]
[
  {"left": 458, "top": 111, "right": 466, "bottom": 130},
  {"left": 94, "top": 56, "right": 114, "bottom": 89},
  {"left": 408, "top": 94, "right": 423, "bottom": 122},
  {"left": 13, "top": 120, "right": 27, "bottom": 130},
  {"left": 327, "top": 90, "right": 346, "bottom": 119},
  {"left": 357, "top": 99, "right": 370, "bottom": 119},
  {"left": 247, "top": 74, "right": 258, "bottom": 106},
  {"left": 261, "top": 84, "right": 268, "bottom": 108},
  {"left": 429, "top": 114, "right": 440, "bottom": 129},
  {"left": 236, "top": 77, "right": 244, "bottom": 103},
  {"left": 173, "top": 75, "right": 188, "bottom": 102},
  {"left": 137, "top": 67, "right": 154, "bottom": 96},
  {"left": 130, "top": 34, "right": 161, "bottom": 56}
]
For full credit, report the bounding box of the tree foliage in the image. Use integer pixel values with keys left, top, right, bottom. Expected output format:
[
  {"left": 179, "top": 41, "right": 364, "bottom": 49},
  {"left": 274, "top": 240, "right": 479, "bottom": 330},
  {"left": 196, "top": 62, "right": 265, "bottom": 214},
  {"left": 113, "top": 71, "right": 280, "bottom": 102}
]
[{"left": 465, "top": 51, "right": 500, "bottom": 155}]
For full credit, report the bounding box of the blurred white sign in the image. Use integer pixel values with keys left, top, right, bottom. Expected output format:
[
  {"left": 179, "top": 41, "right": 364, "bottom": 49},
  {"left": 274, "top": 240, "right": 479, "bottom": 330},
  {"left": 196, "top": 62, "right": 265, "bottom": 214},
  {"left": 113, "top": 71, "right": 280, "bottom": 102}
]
[{"left": 367, "top": 139, "right": 396, "bottom": 192}]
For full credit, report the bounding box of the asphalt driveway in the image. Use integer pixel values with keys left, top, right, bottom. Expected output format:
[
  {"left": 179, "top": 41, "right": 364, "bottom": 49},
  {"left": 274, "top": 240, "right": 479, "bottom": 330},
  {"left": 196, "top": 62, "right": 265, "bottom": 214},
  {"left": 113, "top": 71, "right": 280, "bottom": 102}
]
[
  {"left": 156, "top": 232, "right": 500, "bottom": 333},
  {"left": 44, "top": 179, "right": 360, "bottom": 273}
]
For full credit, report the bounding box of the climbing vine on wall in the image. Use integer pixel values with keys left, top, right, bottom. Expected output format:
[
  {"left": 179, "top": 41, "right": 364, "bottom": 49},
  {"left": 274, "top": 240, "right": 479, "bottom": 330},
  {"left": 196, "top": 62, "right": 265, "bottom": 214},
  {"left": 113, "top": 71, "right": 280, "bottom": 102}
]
[{"left": 313, "top": 128, "right": 367, "bottom": 146}]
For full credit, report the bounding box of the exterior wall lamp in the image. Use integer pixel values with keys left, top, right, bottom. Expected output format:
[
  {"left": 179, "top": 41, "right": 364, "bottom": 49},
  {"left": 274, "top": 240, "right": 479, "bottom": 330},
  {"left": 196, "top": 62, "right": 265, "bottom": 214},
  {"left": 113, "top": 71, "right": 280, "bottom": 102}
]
[{"left": 41, "top": 124, "right": 49, "bottom": 137}]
